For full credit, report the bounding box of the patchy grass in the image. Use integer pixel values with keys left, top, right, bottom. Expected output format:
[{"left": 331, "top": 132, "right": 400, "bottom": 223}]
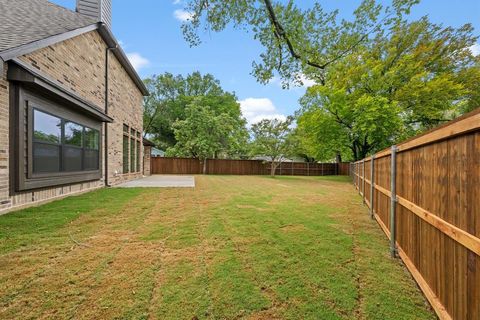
[{"left": 0, "top": 176, "right": 435, "bottom": 320}]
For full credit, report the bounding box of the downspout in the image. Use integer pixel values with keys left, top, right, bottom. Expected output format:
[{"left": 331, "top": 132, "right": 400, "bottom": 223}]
[{"left": 104, "top": 45, "right": 117, "bottom": 187}]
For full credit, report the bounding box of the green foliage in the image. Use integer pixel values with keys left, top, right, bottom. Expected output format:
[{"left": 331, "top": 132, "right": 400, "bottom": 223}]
[
  {"left": 180, "top": 0, "right": 480, "bottom": 161},
  {"left": 181, "top": 0, "right": 419, "bottom": 86},
  {"left": 143, "top": 72, "right": 247, "bottom": 152},
  {"left": 250, "top": 117, "right": 294, "bottom": 175},
  {"left": 167, "top": 97, "right": 248, "bottom": 159},
  {"left": 296, "top": 17, "right": 480, "bottom": 160}
]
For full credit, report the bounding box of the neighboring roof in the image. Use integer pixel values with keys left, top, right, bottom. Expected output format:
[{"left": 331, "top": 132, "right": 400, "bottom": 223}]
[
  {"left": 0, "top": 0, "right": 148, "bottom": 96},
  {"left": 151, "top": 148, "right": 165, "bottom": 157},
  {"left": 142, "top": 138, "right": 156, "bottom": 147}
]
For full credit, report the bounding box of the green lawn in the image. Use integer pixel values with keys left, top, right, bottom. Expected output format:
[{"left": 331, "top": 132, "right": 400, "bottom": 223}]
[{"left": 0, "top": 176, "right": 435, "bottom": 319}]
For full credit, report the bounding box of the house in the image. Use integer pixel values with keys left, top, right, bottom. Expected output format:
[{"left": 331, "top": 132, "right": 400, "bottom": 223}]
[{"left": 0, "top": 0, "right": 149, "bottom": 213}]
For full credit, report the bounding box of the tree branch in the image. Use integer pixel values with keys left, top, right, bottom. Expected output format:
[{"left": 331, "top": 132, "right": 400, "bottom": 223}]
[
  {"left": 262, "top": 0, "right": 326, "bottom": 70},
  {"left": 262, "top": 0, "right": 394, "bottom": 72}
]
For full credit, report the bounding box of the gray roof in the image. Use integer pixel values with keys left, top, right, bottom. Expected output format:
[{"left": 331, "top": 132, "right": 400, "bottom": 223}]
[
  {"left": 0, "top": 0, "right": 96, "bottom": 52},
  {"left": 0, "top": 0, "right": 149, "bottom": 96}
]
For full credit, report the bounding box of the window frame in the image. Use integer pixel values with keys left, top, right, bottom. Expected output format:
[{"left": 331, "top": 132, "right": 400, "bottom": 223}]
[
  {"left": 14, "top": 87, "right": 102, "bottom": 191},
  {"left": 122, "top": 126, "right": 142, "bottom": 174}
]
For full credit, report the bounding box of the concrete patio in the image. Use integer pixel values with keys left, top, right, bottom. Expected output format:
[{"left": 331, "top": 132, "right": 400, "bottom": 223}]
[{"left": 115, "top": 175, "right": 195, "bottom": 188}]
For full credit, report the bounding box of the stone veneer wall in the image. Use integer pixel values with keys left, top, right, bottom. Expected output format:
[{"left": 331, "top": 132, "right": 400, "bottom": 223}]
[{"left": 0, "top": 30, "right": 144, "bottom": 213}]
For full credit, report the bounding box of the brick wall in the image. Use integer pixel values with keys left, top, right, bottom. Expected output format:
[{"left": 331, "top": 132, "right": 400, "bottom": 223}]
[
  {"left": 0, "top": 63, "right": 10, "bottom": 211},
  {"left": 0, "top": 30, "right": 144, "bottom": 213},
  {"left": 143, "top": 145, "right": 152, "bottom": 176}
]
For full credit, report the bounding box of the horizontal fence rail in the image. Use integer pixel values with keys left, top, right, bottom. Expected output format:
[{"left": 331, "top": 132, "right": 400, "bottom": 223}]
[
  {"left": 151, "top": 157, "right": 350, "bottom": 176},
  {"left": 353, "top": 108, "right": 480, "bottom": 320}
]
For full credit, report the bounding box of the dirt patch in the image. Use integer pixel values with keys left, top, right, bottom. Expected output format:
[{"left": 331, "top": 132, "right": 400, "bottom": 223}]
[
  {"left": 280, "top": 224, "right": 306, "bottom": 232},
  {"left": 236, "top": 204, "right": 269, "bottom": 212}
]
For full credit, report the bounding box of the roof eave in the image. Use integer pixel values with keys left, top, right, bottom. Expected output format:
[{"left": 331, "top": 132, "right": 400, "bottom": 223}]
[
  {"left": 0, "top": 23, "right": 149, "bottom": 97},
  {"left": 0, "top": 23, "right": 100, "bottom": 61},
  {"left": 97, "top": 23, "right": 149, "bottom": 96}
]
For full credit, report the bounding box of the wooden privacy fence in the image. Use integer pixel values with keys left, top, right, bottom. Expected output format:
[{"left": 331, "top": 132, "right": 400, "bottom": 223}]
[
  {"left": 151, "top": 157, "right": 349, "bottom": 176},
  {"left": 352, "top": 108, "right": 480, "bottom": 320}
]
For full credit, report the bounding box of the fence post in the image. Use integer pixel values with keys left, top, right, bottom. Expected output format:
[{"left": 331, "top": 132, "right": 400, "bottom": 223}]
[
  {"left": 356, "top": 162, "right": 359, "bottom": 190},
  {"left": 307, "top": 162, "right": 310, "bottom": 176},
  {"left": 390, "top": 145, "right": 398, "bottom": 258},
  {"left": 370, "top": 155, "right": 375, "bottom": 219},
  {"left": 362, "top": 159, "right": 366, "bottom": 203}
]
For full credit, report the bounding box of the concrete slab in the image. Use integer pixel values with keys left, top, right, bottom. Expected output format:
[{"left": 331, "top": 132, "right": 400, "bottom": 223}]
[{"left": 115, "top": 175, "right": 195, "bottom": 188}]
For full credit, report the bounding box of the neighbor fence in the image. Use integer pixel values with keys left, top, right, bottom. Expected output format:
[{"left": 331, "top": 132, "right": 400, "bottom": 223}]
[
  {"left": 151, "top": 157, "right": 350, "bottom": 176},
  {"left": 352, "top": 108, "right": 480, "bottom": 320}
]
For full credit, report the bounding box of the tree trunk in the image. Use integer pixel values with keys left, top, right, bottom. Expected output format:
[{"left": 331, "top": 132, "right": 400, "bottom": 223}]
[
  {"left": 270, "top": 161, "right": 277, "bottom": 177},
  {"left": 336, "top": 152, "right": 342, "bottom": 163},
  {"left": 203, "top": 158, "right": 207, "bottom": 174}
]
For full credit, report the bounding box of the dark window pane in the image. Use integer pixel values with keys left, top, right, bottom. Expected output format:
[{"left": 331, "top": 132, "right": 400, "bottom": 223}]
[
  {"left": 130, "top": 138, "right": 135, "bottom": 172},
  {"left": 123, "top": 135, "right": 129, "bottom": 173},
  {"left": 131, "top": 128, "right": 135, "bottom": 136},
  {"left": 123, "top": 124, "right": 129, "bottom": 133},
  {"left": 33, "top": 142, "right": 60, "bottom": 173},
  {"left": 63, "top": 147, "right": 82, "bottom": 172},
  {"left": 136, "top": 131, "right": 141, "bottom": 139},
  {"left": 33, "top": 110, "right": 61, "bottom": 144},
  {"left": 84, "top": 149, "right": 99, "bottom": 170},
  {"left": 136, "top": 140, "right": 140, "bottom": 172},
  {"left": 85, "top": 127, "right": 99, "bottom": 150},
  {"left": 64, "top": 122, "right": 83, "bottom": 146}
]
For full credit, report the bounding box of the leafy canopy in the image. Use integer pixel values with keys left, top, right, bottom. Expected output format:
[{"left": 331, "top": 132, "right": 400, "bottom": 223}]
[
  {"left": 178, "top": 1, "right": 480, "bottom": 161},
  {"left": 167, "top": 98, "right": 247, "bottom": 160},
  {"left": 181, "top": 0, "right": 419, "bottom": 87},
  {"left": 250, "top": 117, "right": 294, "bottom": 175},
  {"left": 296, "top": 17, "right": 480, "bottom": 161},
  {"left": 143, "top": 72, "right": 248, "bottom": 156}
]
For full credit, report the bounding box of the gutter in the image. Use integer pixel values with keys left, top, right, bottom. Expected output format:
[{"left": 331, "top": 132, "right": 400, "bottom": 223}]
[
  {"left": 97, "top": 23, "right": 149, "bottom": 96},
  {"left": 104, "top": 45, "right": 118, "bottom": 187}
]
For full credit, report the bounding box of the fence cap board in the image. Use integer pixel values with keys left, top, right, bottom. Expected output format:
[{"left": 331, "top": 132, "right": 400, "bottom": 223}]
[{"left": 369, "top": 107, "right": 480, "bottom": 160}]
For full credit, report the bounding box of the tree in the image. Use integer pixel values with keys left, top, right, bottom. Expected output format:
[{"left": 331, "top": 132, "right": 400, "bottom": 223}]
[
  {"left": 178, "top": 1, "right": 480, "bottom": 161},
  {"left": 250, "top": 117, "right": 294, "bottom": 176},
  {"left": 167, "top": 98, "right": 248, "bottom": 172},
  {"left": 143, "top": 72, "right": 243, "bottom": 150},
  {"left": 181, "top": 0, "right": 419, "bottom": 87},
  {"left": 296, "top": 17, "right": 480, "bottom": 161}
]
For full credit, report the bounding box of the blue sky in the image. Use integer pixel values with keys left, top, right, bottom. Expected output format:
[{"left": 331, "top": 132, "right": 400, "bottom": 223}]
[{"left": 52, "top": 0, "right": 479, "bottom": 124}]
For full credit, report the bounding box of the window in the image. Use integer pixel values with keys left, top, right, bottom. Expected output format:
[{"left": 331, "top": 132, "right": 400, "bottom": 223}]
[
  {"left": 136, "top": 137, "right": 141, "bottom": 172},
  {"left": 9, "top": 63, "right": 108, "bottom": 192},
  {"left": 122, "top": 126, "right": 142, "bottom": 174},
  {"left": 123, "top": 134, "right": 129, "bottom": 173},
  {"left": 84, "top": 127, "right": 100, "bottom": 171},
  {"left": 32, "top": 111, "right": 61, "bottom": 173},
  {"left": 32, "top": 109, "right": 100, "bottom": 174},
  {"left": 130, "top": 136, "right": 136, "bottom": 173}
]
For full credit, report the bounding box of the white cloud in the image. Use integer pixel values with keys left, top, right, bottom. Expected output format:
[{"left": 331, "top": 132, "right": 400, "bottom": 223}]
[
  {"left": 469, "top": 43, "right": 480, "bottom": 56},
  {"left": 172, "top": 0, "right": 182, "bottom": 4},
  {"left": 126, "top": 52, "right": 150, "bottom": 71},
  {"left": 238, "top": 98, "right": 286, "bottom": 125},
  {"left": 173, "top": 9, "right": 193, "bottom": 22}
]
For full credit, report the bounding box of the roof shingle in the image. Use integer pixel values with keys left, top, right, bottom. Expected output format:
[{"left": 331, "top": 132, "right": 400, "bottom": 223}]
[{"left": 0, "top": 0, "right": 96, "bottom": 53}]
